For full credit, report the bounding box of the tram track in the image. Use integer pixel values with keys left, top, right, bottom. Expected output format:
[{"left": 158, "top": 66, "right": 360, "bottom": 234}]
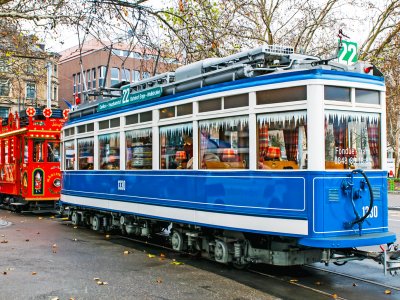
[
  {"left": 61, "top": 221, "right": 399, "bottom": 299},
  {"left": 304, "top": 264, "right": 400, "bottom": 291}
]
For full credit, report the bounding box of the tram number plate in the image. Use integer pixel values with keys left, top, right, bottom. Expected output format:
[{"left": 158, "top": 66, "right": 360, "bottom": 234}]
[
  {"left": 118, "top": 180, "right": 126, "bottom": 191},
  {"left": 362, "top": 205, "right": 378, "bottom": 218}
]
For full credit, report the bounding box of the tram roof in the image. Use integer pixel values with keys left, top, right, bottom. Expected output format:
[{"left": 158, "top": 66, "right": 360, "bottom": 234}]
[{"left": 66, "top": 67, "right": 384, "bottom": 126}]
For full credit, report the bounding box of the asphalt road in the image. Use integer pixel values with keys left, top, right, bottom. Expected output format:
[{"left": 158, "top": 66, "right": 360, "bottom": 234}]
[
  {"left": 0, "top": 195, "right": 399, "bottom": 300},
  {"left": 0, "top": 211, "right": 279, "bottom": 300}
]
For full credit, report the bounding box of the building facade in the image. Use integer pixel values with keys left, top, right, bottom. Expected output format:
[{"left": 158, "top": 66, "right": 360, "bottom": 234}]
[
  {"left": 0, "top": 33, "right": 59, "bottom": 118},
  {"left": 58, "top": 39, "right": 178, "bottom": 107}
]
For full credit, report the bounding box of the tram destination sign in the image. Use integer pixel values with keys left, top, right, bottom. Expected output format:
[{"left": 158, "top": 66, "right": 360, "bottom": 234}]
[{"left": 97, "top": 86, "right": 162, "bottom": 112}]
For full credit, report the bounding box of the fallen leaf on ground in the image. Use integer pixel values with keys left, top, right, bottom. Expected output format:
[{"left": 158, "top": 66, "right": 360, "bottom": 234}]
[
  {"left": 32, "top": 272, "right": 37, "bottom": 275},
  {"left": 105, "top": 235, "right": 110, "bottom": 239},
  {"left": 50, "top": 297, "right": 59, "bottom": 300},
  {"left": 170, "top": 260, "right": 184, "bottom": 265},
  {"left": 156, "top": 278, "right": 162, "bottom": 283},
  {"left": 147, "top": 254, "right": 156, "bottom": 258},
  {"left": 1, "top": 240, "right": 8, "bottom": 243},
  {"left": 3, "top": 271, "right": 7, "bottom": 275},
  {"left": 123, "top": 250, "right": 130, "bottom": 255},
  {"left": 289, "top": 279, "right": 298, "bottom": 283},
  {"left": 38, "top": 217, "right": 43, "bottom": 220},
  {"left": 332, "top": 294, "right": 338, "bottom": 299},
  {"left": 385, "top": 290, "right": 391, "bottom": 295},
  {"left": 73, "top": 226, "right": 78, "bottom": 229},
  {"left": 25, "top": 239, "right": 29, "bottom": 242},
  {"left": 315, "top": 281, "right": 321, "bottom": 285},
  {"left": 160, "top": 253, "right": 166, "bottom": 258}
]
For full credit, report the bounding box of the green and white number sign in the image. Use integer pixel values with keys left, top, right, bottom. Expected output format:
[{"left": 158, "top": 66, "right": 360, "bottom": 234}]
[{"left": 338, "top": 40, "right": 358, "bottom": 65}]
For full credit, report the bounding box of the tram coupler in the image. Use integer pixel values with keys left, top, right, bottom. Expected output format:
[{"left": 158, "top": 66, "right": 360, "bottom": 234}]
[{"left": 382, "top": 245, "right": 400, "bottom": 276}]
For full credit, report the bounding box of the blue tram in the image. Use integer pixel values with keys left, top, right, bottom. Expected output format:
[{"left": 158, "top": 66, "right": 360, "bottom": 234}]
[{"left": 60, "top": 45, "right": 399, "bottom": 271}]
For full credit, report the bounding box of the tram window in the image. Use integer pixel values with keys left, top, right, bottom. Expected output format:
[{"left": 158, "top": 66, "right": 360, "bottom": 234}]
[
  {"left": 355, "top": 89, "right": 380, "bottom": 104},
  {"left": 64, "top": 140, "right": 75, "bottom": 170},
  {"left": 126, "top": 114, "right": 138, "bottom": 125},
  {"left": 33, "top": 140, "right": 44, "bottom": 162},
  {"left": 64, "top": 127, "right": 75, "bottom": 137},
  {"left": 199, "top": 98, "right": 221, "bottom": 113},
  {"left": 140, "top": 111, "right": 152, "bottom": 122},
  {"left": 126, "top": 128, "right": 152, "bottom": 169},
  {"left": 4, "top": 140, "right": 8, "bottom": 164},
  {"left": 78, "top": 125, "right": 86, "bottom": 133},
  {"left": 110, "top": 118, "right": 120, "bottom": 128},
  {"left": 257, "top": 111, "right": 307, "bottom": 170},
  {"left": 199, "top": 116, "right": 249, "bottom": 170},
  {"left": 23, "top": 139, "right": 28, "bottom": 163},
  {"left": 177, "top": 103, "right": 192, "bottom": 116},
  {"left": 78, "top": 137, "right": 94, "bottom": 170},
  {"left": 256, "top": 86, "right": 306, "bottom": 105},
  {"left": 324, "top": 86, "right": 350, "bottom": 102},
  {"left": 99, "top": 133, "right": 120, "bottom": 170},
  {"left": 47, "top": 142, "right": 60, "bottom": 162},
  {"left": 160, "top": 106, "right": 175, "bottom": 119},
  {"left": 325, "top": 111, "right": 380, "bottom": 170},
  {"left": 160, "top": 123, "right": 193, "bottom": 169},
  {"left": 99, "top": 120, "right": 109, "bottom": 130},
  {"left": 224, "top": 94, "right": 248, "bottom": 109},
  {"left": 87, "top": 123, "right": 94, "bottom": 132}
]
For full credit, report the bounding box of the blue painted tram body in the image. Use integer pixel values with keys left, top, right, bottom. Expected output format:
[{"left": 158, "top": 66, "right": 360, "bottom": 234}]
[{"left": 60, "top": 45, "right": 399, "bottom": 269}]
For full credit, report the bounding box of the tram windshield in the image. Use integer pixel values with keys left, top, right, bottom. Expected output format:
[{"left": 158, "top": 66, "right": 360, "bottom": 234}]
[
  {"left": 325, "top": 110, "right": 380, "bottom": 170},
  {"left": 47, "top": 142, "right": 60, "bottom": 162}
]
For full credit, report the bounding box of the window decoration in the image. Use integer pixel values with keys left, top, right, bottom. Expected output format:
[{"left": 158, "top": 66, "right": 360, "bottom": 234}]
[
  {"left": 126, "top": 128, "right": 152, "bottom": 169},
  {"left": 160, "top": 123, "right": 193, "bottom": 169},
  {"left": 199, "top": 116, "right": 249, "bottom": 169},
  {"left": 325, "top": 110, "right": 380, "bottom": 170},
  {"left": 257, "top": 111, "right": 307, "bottom": 170}
]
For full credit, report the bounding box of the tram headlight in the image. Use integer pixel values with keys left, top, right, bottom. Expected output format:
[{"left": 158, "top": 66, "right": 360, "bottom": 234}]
[{"left": 53, "top": 178, "right": 61, "bottom": 188}]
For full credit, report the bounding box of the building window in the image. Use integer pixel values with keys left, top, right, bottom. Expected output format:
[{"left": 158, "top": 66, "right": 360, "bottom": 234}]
[
  {"left": 200, "top": 116, "right": 249, "bottom": 170},
  {"left": 0, "top": 107, "right": 9, "bottom": 118},
  {"left": 26, "top": 82, "right": 36, "bottom": 99},
  {"left": 53, "top": 86, "right": 57, "bottom": 101},
  {"left": 92, "top": 68, "right": 96, "bottom": 89},
  {"left": 99, "top": 133, "right": 120, "bottom": 170},
  {"left": 126, "top": 128, "right": 152, "bottom": 169},
  {"left": 160, "top": 123, "right": 193, "bottom": 169},
  {"left": 111, "top": 67, "right": 119, "bottom": 86},
  {"left": 122, "top": 68, "right": 130, "bottom": 82},
  {"left": 132, "top": 70, "right": 140, "bottom": 82},
  {"left": 53, "top": 64, "right": 57, "bottom": 74},
  {"left": 77, "top": 73, "right": 81, "bottom": 93},
  {"left": 99, "top": 66, "right": 106, "bottom": 87},
  {"left": 0, "top": 79, "right": 10, "bottom": 96},
  {"left": 257, "top": 111, "right": 307, "bottom": 170},
  {"left": 87, "top": 70, "right": 91, "bottom": 90},
  {"left": 142, "top": 71, "right": 150, "bottom": 79},
  {"left": 73, "top": 74, "right": 76, "bottom": 94}
]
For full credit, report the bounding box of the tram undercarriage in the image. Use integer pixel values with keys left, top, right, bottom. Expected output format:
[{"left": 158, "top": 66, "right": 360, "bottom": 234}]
[
  {"left": 62, "top": 206, "right": 400, "bottom": 275},
  {"left": 0, "top": 195, "right": 58, "bottom": 213}
]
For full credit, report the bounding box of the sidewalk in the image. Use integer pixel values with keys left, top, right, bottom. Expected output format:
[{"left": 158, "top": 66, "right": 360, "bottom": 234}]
[{"left": 388, "top": 192, "right": 400, "bottom": 210}]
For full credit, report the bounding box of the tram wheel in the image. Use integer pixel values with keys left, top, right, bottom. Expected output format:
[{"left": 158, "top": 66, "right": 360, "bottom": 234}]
[
  {"left": 71, "top": 211, "right": 80, "bottom": 226},
  {"left": 231, "top": 262, "right": 250, "bottom": 270},
  {"left": 92, "top": 215, "right": 102, "bottom": 231}
]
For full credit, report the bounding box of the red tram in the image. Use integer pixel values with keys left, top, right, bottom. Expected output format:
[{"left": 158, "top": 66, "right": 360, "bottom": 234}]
[{"left": 0, "top": 107, "right": 68, "bottom": 212}]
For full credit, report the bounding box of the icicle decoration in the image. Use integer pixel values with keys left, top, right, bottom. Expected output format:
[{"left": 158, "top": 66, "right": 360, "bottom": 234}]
[
  {"left": 160, "top": 123, "right": 193, "bottom": 137},
  {"left": 99, "top": 132, "right": 120, "bottom": 142},
  {"left": 258, "top": 111, "right": 307, "bottom": 127},
  {"left": 78, "top": 137, "right": 94, "bottom": 146},
  {"left": 325, "top": 110, "right": 380, "bottom": 124},
  {"left": 126, "top": 128, "right": 152, "bottom": 139},
  {"left": 199, "top": 116, "right": 248, "bottom": 131}
]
